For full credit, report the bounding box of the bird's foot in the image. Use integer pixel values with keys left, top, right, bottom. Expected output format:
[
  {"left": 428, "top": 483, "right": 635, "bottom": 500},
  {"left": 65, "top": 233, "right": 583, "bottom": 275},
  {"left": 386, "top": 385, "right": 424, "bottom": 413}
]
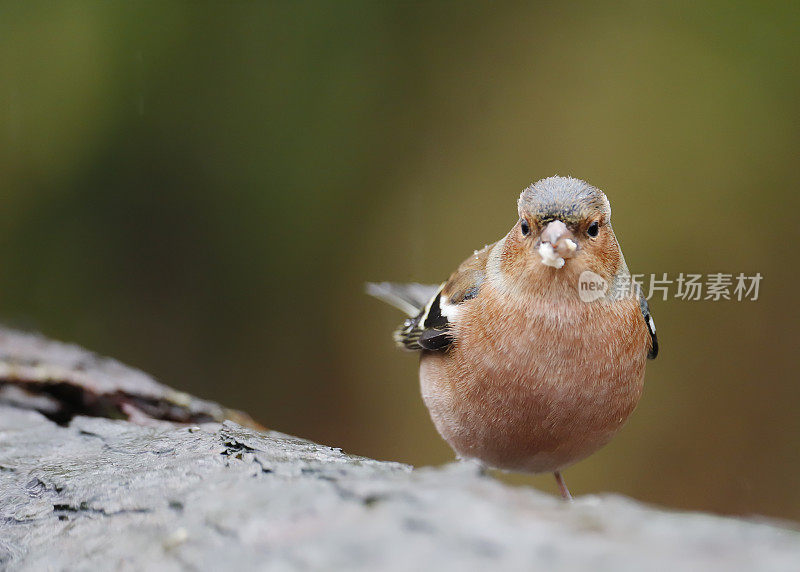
[{"left": 454, "top": 457, "right": 489, "bottom": 477}]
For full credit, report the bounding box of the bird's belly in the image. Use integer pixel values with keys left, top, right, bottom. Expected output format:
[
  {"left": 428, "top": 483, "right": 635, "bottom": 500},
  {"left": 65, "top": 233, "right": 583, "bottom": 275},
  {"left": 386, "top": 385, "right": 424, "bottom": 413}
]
[{"left": 419, "top": 300, "right": 648, "bottom": 474}]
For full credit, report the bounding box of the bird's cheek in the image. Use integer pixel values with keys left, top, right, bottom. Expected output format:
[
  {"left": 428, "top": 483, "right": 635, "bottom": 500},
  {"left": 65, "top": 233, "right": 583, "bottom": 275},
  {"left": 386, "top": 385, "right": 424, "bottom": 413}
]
[{"left": 589, "top": 242, "right": 621, "bottom": 278}]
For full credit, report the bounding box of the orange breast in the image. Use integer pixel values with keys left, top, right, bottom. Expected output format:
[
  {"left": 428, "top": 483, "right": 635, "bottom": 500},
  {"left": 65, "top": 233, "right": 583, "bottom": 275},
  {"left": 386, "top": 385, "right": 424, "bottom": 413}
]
[{"left": 419, "top": 283, "right": 650, "bottom": 474}]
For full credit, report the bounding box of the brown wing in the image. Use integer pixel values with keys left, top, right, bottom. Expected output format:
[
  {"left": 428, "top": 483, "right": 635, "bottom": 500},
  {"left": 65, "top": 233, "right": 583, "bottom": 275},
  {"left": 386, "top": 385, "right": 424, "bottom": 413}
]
[
  {"left": 442, "top": 243, "right": 492, "bottom": 304},
  {"left": 393, "top": 243, "right": 493, "bottom": 352}
]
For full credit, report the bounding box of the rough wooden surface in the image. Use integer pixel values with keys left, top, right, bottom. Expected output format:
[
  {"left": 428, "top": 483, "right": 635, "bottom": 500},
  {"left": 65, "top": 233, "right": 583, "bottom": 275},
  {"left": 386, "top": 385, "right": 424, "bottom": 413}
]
[
  {"left": 0, "top": 327, "right": 259, "bottom": 428},
  {"left": 1, "top": 330, "right": 798, "bottom": 571}
]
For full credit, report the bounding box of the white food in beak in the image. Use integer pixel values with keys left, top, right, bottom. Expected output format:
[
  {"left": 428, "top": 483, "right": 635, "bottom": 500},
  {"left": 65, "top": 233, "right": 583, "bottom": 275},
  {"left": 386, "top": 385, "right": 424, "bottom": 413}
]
[{"left": 538, "top": 243, "right": 565, "bottom": 269}]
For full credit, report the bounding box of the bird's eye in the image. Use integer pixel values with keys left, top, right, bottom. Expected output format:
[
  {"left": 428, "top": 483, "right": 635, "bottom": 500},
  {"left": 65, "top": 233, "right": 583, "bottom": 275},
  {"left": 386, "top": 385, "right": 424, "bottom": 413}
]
[
  {"left": 587, "top": 221, "right": 600, "bottom": 238},
  {"left": 520, "top": 219, "right": 531, "bottom": 236}
]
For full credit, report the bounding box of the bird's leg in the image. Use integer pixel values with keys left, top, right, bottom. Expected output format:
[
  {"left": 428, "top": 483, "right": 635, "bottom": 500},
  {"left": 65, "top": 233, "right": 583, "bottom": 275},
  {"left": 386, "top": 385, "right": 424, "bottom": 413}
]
[{"left": 553, "top": 471, "right": 573, "bottom": 501}]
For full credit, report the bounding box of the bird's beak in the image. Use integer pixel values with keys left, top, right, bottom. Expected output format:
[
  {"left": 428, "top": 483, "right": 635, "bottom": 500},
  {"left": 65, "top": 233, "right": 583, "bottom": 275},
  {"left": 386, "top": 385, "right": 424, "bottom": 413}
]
[{"left": 536, "top": 220, "right": 577, "bottom": 269}]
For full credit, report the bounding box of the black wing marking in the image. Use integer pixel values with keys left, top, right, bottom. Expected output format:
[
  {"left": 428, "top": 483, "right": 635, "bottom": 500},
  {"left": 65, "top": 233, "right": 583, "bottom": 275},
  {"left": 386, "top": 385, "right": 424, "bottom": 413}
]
[
  {"left": 393, "top": 287, "right": 453, "bottom": 351},
  {"left": 639, "top": 295, "right": 658, "bottom": 360},
  {"left": 376, "top": 244, "right": 491, "bottom": 353}
]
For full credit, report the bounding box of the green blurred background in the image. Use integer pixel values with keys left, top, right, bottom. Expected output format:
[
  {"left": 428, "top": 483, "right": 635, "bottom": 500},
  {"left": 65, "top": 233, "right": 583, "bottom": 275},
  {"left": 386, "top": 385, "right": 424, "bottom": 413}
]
[{"left": 1, "top": 2, "right": 799, "bottom": 520}]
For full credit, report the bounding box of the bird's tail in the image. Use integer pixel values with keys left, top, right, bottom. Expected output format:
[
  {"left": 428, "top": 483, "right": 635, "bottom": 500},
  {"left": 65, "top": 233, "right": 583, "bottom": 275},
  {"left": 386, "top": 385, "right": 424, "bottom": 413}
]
[{"left": 365, "top": 282, "right": 441, "bottom": 317}]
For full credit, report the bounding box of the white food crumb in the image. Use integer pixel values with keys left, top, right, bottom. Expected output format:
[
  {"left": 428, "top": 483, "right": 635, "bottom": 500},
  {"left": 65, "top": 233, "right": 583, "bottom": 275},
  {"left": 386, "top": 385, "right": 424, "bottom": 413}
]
[{"left": 538, "top": 243, "right": 565, "bottom": 269}]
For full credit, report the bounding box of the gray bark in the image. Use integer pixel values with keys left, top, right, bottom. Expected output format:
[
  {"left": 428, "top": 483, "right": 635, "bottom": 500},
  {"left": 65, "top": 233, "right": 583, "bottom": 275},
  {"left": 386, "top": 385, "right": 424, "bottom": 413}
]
[{"left": 0, "top": 329, "right": 798, "bottom": 571}]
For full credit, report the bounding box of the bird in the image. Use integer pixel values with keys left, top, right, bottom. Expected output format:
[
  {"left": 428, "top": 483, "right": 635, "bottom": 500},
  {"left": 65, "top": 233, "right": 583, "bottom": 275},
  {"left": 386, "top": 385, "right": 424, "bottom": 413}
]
[{"left": 367, "top": 176, "right": 657, "bottom": 499}]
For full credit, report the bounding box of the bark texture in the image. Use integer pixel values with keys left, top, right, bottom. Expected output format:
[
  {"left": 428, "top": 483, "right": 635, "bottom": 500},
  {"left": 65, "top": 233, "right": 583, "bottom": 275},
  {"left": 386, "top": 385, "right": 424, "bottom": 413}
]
[{"left": 0, "top": 329, "right": 798, "bottom": 571}]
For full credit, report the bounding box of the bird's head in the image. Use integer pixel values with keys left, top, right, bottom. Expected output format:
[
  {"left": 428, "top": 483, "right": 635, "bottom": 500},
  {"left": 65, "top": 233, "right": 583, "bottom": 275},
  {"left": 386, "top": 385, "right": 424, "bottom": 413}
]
[{"left": 501, "top": 176, "right": 624, "bottom": 290}]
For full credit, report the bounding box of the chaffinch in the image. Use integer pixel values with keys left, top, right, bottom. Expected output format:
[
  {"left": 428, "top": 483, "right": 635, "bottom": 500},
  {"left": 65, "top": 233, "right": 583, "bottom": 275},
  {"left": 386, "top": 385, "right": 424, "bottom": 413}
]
[{"left": 368, "top": 176, "right": 657, "bottom": 499}]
